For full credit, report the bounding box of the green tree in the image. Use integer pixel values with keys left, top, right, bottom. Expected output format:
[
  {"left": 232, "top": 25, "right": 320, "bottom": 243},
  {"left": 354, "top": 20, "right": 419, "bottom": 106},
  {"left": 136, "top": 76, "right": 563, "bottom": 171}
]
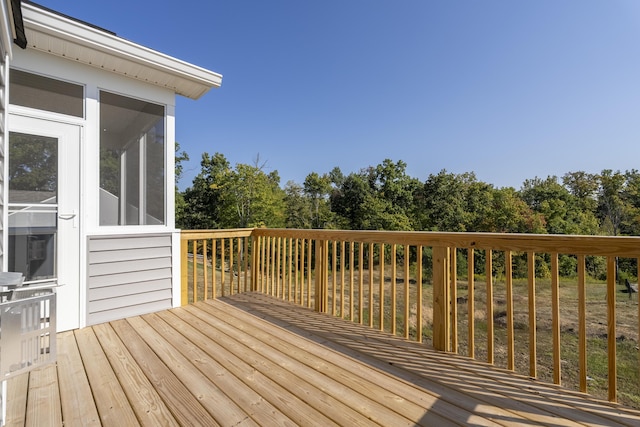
[
  {"left": 562, "top": 171, "right": 599, "bottom": 212},
  {"left": 374, "top": 159, "right": 421, "bottom": 230},
  {"left": 221, "top": 161, "right": 286, "bottom": 228},
  {"left": 175, "top": 142, "right": 189, "bottom": 228},
  {"left": 182, "top": 152, "right": 231, "bottom": 229},
  {"left": 598, "top": 169, "right": 627, "bottom": 236},
  {"left": 520, "top": 176, "right": 597, "bottom": 235},
  {"left": 463, "top": 179, "right": 495, "bottom": 232},
  {"left": 328, "top": 166, "right": 345, "bottom": 188},
  {"left": 9, "top": 133, "right": 57, "bottom": 194},
  {"left": 420, "top": 170, "right": 472, "bottom": 231},
  {"left": 284, "top": 181, "right": 311, "bottom": 228},
  {"left": 621, "top": 169, "right": 640, "bottom": 236},
  {"left": 330, "top": 160, "right": 418, "bottom": 231},
  {"left": 330, "top": 170, "right": 372, "bottom": 230},
  {"left": 303, "top": 172, "right": 332, "bottom": 228},
  {"left": 486, "top": 187, "right": 545, "bottom": 233}
]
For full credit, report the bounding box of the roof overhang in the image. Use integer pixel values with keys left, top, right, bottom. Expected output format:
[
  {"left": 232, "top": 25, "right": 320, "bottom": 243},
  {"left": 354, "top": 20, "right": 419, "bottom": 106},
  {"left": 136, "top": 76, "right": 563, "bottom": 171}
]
[{"left": 21, "top": 2, "right": 222, "bottom": 99}]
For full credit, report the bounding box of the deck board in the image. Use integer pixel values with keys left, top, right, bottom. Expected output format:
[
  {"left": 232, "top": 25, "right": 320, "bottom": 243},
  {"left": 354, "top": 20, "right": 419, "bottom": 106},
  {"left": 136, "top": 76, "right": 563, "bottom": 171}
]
[
  {"left": 91, "top": 322, "right": 178, "bottom": 427},
  {"left": 6, "top": 292, "right": 640, "bottom": 426},
  {"left": 180, "top": 304, "right": 422, "bottom": 426},
  {"left": 156, "top": 308, "right": 342, "bottom": 426},
  {"left": 123, "top": 316, "right": 254, "bottom": 426},
  {"left": 142, "top": 311, "right": 293, "bottom": 427},
  {"left": 24, "top": 363, "right": 61, "bottom": 427},
  {"left": 109, "top": 318, "right": 219, "bottom": 427},
  {"left": 74, "top": 326, "right": 140, "bottom": 427},
  {"left": 228, "top": 292, "right": 640, "bottom": 426},
  {"left": 56, "top": 331, "right": 100, "bottom": 426},
  {"left": 192, "top": 299, "right": 469, "bottom": 426},
  {"left": 4, "top": 373, "right": 28, "bottom": 427},
  {"left": 201, "top": 298, "right": 511, "bottom": 426}
]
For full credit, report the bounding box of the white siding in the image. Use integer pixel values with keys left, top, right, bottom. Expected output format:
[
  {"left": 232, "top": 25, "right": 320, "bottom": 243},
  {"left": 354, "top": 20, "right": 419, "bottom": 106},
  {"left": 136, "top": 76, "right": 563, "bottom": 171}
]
[
  {"left": 87, "top": 233, "right": 173, "bottom": 325},
  {"left": 0, "top": 55, "right": 6, "bottom": 269}
]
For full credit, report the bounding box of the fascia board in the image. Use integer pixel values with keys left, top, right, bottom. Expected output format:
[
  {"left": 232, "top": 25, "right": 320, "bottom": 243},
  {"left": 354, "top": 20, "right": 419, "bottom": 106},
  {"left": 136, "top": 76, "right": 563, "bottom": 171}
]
[{"left": 22, "top": 3, "right": 222, "bottom": 99}]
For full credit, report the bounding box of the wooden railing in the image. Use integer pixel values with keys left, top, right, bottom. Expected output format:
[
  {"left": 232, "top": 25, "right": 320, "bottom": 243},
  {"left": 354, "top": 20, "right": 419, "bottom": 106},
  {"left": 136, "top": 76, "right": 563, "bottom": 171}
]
[
  {"left": 180, "top": 229, "right": 254, "bottom": 304},
  {"left": 181, "top": 228, "right": 640, "bottom": 405}
]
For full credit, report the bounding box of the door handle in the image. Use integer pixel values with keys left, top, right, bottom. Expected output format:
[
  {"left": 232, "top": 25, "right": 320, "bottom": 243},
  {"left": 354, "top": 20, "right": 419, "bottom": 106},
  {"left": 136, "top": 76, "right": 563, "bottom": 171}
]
[{"left": 59, "top": 211, "right": 78, "bottom": 228}]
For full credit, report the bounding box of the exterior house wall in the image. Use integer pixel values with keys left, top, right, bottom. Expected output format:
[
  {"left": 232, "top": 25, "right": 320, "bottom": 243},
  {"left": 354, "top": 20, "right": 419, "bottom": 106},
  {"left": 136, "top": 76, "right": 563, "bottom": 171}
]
[
  {"left": 87, "top": 233, "right": 173, "bottom": 325},
  {"left": 9, "top": 48, "right": 179, "bottom": 329},
  {"left": 0, "top": 2, "right": 220, "bottom": 330}
]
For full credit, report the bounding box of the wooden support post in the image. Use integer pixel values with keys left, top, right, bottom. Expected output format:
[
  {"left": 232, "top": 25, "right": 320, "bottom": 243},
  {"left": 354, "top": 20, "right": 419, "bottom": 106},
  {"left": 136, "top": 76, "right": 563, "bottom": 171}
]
[
  {"left": 506, "top": 250, "right": 514, "bottom": 371},
  {"left": 450, "top": 248, "right": 457, "bottom": 353},
  {"left": 578, "top": 255, "right": 587, "bottom": 393},
  {"left": 432, "top": 246, "right": 450, "bottom": 352},
  {"left": 251, "top": 235, "right": 258, "bottom": 292},
  {"left": 315, "top": 240, "right": 328, "bottom": 313},
  {"left": 607, "top": 256, "right": 617, "bottom": 402},
  {"left": 467, "top": 248, "right": 475, "bottom": 358},
  {"left": 486, "top": 250, "right": 494, "bottom": 364},
  {"left": 551, "top": 253, "right": 561, "bottom": 385},
  {"left": 416, "top": 246, "right": 423, "bottom": 343},
  {"left": 192, "top": 241, "right": 199, "bottom": 302},
  {"left": 180, "top": 237, "right": 189, "bottom": 306},
  {"left": 528, "top": 251, "right": 537, "bottom": 378},
  {"left": 324, "top": 240, "right": 329, "bottom": 312}
]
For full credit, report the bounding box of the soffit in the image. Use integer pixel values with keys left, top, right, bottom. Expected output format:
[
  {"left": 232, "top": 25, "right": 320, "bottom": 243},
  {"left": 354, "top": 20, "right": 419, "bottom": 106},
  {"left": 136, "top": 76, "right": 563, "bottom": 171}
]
[{"left": 21, "top": 2, "right": 222, "bottom": 99}]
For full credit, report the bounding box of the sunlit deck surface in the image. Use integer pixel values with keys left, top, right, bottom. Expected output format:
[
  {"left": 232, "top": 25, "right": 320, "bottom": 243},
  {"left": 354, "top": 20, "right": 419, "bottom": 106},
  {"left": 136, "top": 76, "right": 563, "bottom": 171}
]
[{"left": 6, "top": 292, "right": 640, "bottom": 426}]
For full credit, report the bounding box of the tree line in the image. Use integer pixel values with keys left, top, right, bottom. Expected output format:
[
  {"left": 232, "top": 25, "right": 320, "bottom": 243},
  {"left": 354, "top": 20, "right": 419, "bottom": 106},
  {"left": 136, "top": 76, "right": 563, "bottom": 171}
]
[
  {"left": 176, "top": 149, "right": 640, "bottom": 281},
  {"left": 177, "top": 149, "right": 640, "bottom": 241}
]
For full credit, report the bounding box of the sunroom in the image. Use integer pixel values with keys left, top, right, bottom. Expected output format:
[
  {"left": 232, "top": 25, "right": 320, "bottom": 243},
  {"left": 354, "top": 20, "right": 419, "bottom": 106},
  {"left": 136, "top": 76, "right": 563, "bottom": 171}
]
[{"left": 1, "top": 1, "right": 222, "bottom": 332}]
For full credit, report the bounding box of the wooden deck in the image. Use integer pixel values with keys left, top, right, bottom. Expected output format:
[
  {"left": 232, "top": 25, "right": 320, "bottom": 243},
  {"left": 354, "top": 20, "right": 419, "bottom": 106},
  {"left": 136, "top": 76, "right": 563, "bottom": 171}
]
[{"left": 6, "top": 293, "right": 640, "bottom": 426}]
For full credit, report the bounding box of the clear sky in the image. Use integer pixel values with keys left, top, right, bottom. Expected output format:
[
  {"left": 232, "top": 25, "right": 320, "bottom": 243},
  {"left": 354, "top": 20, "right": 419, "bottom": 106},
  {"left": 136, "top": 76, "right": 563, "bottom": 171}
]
[{"left": 33, "top": 0, "right": 640, "bottom": 190}]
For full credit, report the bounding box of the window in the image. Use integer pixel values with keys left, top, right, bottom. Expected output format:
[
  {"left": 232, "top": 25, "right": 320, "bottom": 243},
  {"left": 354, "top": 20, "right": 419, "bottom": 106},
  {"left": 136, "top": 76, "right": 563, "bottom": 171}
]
[
  {"left": 9, "top": 69, "right": 84, "bottom": 117},
  {"left": 7, "top": 132, "right": 58, "bottom": 280},
  {"left": 99, "top": 91, "right": 165, "bottom": 225}
]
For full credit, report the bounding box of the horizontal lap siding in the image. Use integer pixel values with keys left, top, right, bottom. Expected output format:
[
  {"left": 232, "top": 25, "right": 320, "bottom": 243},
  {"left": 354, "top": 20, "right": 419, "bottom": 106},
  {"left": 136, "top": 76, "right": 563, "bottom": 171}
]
[{"left": 87, "top": 234, "right": 173, "bottom": 325}]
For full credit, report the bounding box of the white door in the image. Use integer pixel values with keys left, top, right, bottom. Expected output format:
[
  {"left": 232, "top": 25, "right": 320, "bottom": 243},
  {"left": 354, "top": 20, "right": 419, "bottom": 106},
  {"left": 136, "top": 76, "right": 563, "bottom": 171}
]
[{"left": 7, "top": 115, "right": 81, "bottom": 332}]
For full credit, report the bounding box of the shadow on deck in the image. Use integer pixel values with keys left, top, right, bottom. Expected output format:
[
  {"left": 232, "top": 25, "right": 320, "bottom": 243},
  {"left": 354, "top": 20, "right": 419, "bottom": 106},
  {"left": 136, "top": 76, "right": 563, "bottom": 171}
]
[{"left": 6, "top": 292, "right": 640, "bottom": 426}]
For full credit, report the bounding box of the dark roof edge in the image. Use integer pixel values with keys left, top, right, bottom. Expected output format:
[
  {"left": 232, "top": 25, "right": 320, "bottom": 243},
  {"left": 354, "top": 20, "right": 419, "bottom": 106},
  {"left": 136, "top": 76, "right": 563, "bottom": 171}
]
[
  {"left": 23, "top": 1, "right": 116, "bottom": 36},
  {"left": 11, "top": 0, "right": 26, "bottom": 48}
]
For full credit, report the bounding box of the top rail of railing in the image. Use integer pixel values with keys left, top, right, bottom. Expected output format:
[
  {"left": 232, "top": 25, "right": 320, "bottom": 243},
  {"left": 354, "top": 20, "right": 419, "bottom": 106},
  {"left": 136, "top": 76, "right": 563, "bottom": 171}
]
[
  {"left": 181, "top": 228, "right": 254, "bottom": 240},
  {"left": 251, "top": 228, "right": 640, "bottom": 257}
]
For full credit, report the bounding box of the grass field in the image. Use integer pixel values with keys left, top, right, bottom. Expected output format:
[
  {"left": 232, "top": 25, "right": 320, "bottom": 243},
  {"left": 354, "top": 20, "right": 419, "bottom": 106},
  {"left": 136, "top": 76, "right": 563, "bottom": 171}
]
[{"left": 427, "top": 276, "right": 640, "bottom": 409}]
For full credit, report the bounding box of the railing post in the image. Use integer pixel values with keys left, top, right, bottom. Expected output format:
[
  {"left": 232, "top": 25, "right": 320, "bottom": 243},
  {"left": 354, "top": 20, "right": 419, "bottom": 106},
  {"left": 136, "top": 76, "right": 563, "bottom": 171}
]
[
  {"left": 251, "top": 234, "right": 258, "bottom": 292},
  {"left": 432, "top": 246, "right": 450, "bottom": 352},
  {"left": 180, "top": 236, "right": 189, "bottom": 306},
  {"left": 607, "top": 256, "right": 617, "bottom": 402},
  {"left": 314, "top": 239, "right": 328, "bottom": 313}
]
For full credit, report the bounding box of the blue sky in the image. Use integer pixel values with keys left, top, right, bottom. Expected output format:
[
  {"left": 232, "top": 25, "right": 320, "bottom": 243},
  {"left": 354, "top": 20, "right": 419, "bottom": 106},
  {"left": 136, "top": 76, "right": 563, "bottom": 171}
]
[{"left": 34, "top": 1, "right": 640, "bottom": 190}]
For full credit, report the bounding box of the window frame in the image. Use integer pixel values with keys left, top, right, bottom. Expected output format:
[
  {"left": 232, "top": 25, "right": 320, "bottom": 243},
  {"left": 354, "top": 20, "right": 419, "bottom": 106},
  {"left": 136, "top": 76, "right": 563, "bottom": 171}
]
[
  {"left": 8, "top": 68, "right": 85, "bottom": 118},
  {"left": 99, "top": 90, "right": 167, "bottom": 227}
]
